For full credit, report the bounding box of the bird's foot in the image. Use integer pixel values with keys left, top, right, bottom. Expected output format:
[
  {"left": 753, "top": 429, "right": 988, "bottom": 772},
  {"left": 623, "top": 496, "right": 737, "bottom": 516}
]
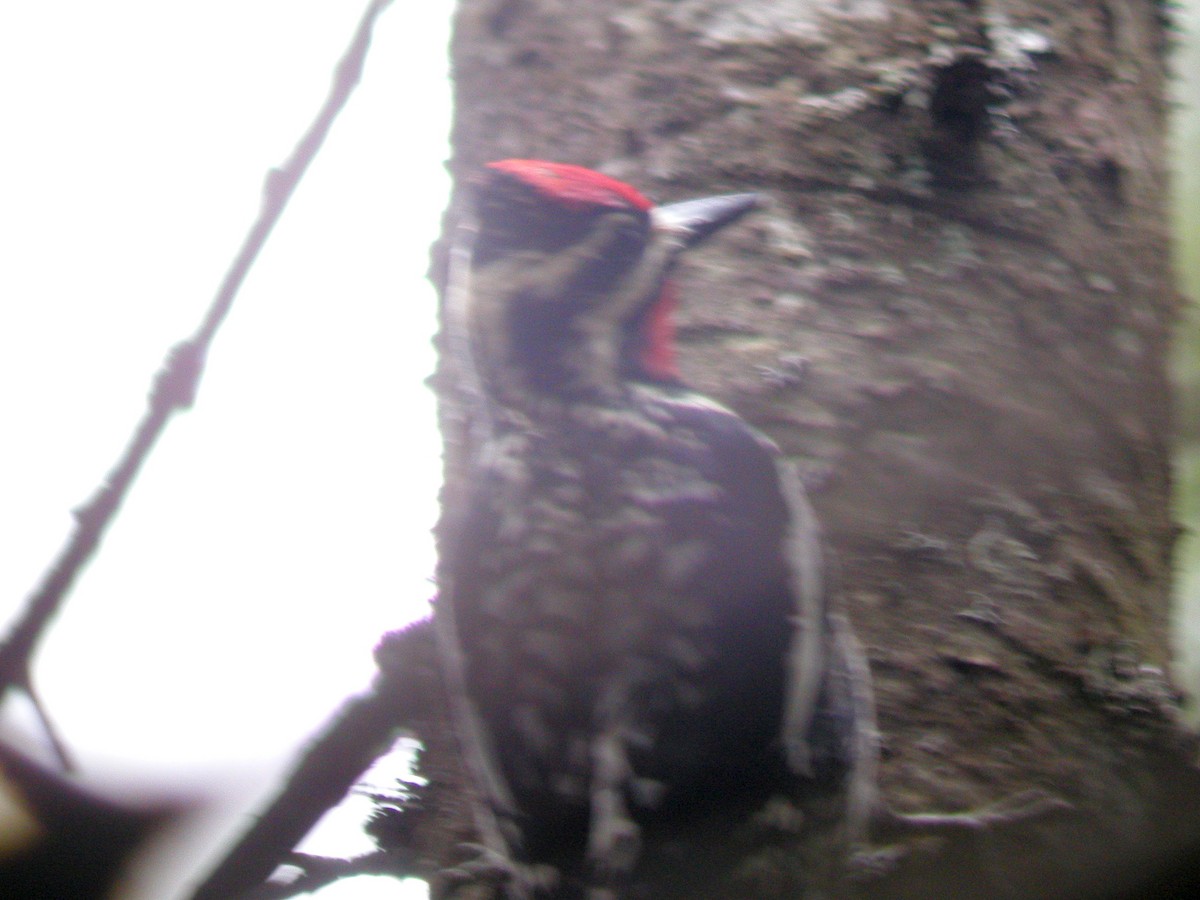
[
  {"left": 848, "top": 789, "right": 1072, "bottom": 878},
  {"left": 440, "top": 843, "right": 558, "bottom": 899},
  {"left": 874, "top": 788, "right": 1071, "bottom": 836}
]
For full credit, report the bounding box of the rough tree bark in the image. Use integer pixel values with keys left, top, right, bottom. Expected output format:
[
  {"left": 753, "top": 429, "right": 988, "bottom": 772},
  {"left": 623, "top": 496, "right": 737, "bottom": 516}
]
[{"left": 428, "top": 1, "right": 1198, "bottom": 897}]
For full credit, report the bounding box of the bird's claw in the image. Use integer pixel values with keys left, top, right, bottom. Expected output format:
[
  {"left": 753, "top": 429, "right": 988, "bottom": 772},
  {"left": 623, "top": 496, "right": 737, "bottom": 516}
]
[
  {"left": 878, "top": 787, "right": 1071, "bottom": 835},
  {"left": 441, "top": 842, "right": 558, "bottom": 899}
]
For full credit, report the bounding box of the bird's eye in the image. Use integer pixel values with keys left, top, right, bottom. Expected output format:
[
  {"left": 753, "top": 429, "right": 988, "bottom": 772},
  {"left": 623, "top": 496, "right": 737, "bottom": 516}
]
[{"left": 590, "top": 212, "right": 648, "bottom": 270}]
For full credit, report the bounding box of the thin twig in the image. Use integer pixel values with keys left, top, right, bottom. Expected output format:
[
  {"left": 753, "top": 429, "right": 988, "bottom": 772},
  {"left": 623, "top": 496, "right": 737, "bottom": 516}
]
[
  {"left": 23, "top": 678, "right": 75, "bottom": 771},
  {"left": 0, "top": 0, "right": 395, "bottom": 748}
]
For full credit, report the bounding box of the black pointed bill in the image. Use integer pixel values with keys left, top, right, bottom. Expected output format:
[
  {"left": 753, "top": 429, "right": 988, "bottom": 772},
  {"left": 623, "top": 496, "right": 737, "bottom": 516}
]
[{"left": 652, "top": 192, "right": 760, "bottom": 249}]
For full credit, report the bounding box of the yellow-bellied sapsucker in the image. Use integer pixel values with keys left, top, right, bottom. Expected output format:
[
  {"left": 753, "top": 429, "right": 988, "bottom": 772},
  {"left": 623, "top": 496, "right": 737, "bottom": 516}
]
[{"left": 435, "top": 160, "right": 874, "bottom": 898}]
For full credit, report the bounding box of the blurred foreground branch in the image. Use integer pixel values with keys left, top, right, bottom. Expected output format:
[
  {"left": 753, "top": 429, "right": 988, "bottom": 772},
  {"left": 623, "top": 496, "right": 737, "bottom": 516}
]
[{"left": 0, "top": 740, "right": 192, "bottom": 897}]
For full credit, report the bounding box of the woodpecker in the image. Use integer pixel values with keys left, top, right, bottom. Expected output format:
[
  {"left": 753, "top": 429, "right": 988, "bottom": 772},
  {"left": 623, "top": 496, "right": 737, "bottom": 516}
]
[{"left": 435, "top": 160, "right": 873, "bottom": 898}]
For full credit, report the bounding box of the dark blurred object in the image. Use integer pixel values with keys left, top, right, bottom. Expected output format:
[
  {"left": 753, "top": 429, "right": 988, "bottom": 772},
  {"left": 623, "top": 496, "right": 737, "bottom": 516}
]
[{"left": 0, "top": 741, "right": 188, "bottom": 900}]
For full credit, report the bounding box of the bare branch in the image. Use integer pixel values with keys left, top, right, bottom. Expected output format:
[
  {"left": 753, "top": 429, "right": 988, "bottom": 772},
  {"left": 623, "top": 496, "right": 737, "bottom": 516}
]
[
  {"left": 189, "top": 619, "right": 439, "bottom": 900},
  {"left": 0, "top": 0, "right": 395, "bottom": 743}
]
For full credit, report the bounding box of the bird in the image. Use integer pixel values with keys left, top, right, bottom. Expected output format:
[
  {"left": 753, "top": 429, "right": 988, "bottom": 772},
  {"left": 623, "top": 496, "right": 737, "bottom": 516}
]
[{"left": 433, "top": 159, "right": 872, "bottom": 898}]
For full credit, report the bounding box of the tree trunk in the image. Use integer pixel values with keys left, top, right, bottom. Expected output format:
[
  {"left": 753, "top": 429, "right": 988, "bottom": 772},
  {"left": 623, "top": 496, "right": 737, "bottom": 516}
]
[{"left": 433, "top": 1, "right": 1197, "bottom": 897}]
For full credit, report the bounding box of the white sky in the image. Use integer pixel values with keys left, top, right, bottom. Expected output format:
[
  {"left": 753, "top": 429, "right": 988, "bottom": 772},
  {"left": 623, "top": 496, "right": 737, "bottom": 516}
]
[{"left": 0, "top": 1, "right": 450, "bottom": 896}]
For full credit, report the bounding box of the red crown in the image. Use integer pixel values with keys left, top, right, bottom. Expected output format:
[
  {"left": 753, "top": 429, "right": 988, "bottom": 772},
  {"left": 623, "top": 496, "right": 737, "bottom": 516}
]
[{"left": 486, "top": 159, "right": 653, "bottom": 212}]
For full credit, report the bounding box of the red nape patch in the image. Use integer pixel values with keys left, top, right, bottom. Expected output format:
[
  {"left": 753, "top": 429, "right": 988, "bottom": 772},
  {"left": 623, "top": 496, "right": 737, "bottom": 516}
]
[
  {"left": 639, "top": 283, "right": 680, "bottom": 382},
  {"left": 486, "top": 159, "right": 653, "bottom": 212}
]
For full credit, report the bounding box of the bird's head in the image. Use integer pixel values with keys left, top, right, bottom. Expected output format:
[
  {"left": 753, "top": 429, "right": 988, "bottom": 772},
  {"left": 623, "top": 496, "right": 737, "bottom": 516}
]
[{"left": 448, "top": 159, "right": 758, "bottom": 407}]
